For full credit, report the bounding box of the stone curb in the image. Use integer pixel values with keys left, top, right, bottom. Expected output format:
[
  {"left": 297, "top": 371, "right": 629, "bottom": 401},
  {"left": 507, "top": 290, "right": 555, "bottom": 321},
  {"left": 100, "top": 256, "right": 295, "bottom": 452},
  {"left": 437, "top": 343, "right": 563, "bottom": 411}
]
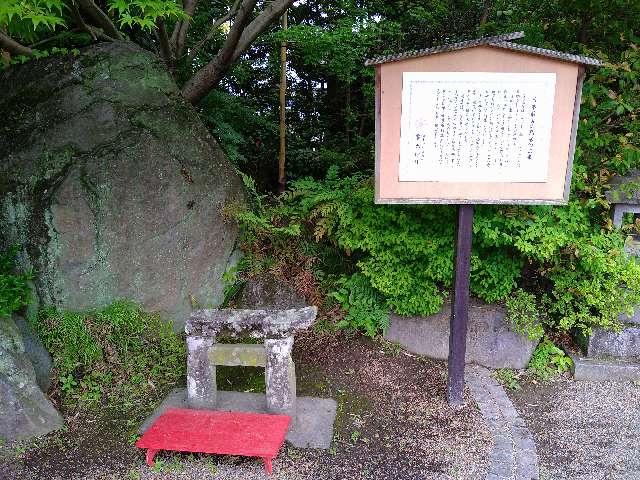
[
  {"left": 570, "top": 354, "right": 640, "bottom": 381},
  {"left": 465, "top": 365, "right": 539, "bottom": 480}
]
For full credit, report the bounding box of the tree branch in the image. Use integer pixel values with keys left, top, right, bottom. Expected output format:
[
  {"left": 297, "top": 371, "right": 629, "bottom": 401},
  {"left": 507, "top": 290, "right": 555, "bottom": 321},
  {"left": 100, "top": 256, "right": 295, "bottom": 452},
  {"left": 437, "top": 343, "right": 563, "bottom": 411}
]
[
  {"left": 170, "top": 0, "right": 199, "bottom": 58},
  {"left": 187, "top": 0, "right": 241, "bottom": 62},
  {"left": 76, "top": 0, "right": 123, "bottom": 40},
  {"left": 69, "top": 2, "right": 97, "bottom": 40},
  {"left": 230, "top": 0, "right": 292, "bottom": 63},
  {"left": 0, "top": 31, "right": 33, "bottom": 56},
  {"left": 62, "top": 5, "right": 116, "bottom": 44},
  {"left": 181, "top": 0, "right": 257, "bottom": 104},
  {"left": 156, "top": 18, "right": 175, "bottom": 71}
]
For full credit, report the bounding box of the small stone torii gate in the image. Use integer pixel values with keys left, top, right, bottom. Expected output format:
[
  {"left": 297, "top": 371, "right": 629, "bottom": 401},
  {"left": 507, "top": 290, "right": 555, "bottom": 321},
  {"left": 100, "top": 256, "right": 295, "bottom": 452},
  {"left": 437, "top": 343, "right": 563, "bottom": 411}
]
[{"left": 185, "top": 307, "right": 317, "bottom": 416}]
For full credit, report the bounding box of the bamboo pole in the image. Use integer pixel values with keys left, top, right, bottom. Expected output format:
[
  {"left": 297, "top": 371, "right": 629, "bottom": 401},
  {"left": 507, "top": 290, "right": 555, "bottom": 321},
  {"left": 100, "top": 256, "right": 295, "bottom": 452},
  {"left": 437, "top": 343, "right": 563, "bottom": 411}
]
[{"left": 277, "top": 10, "right": 288, "bottom": 192}]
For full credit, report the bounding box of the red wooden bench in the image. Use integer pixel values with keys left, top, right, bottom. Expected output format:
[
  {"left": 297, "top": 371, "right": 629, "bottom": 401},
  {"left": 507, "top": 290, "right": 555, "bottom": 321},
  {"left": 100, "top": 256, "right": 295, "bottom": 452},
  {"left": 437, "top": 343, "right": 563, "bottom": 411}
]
[{"left": 136, "top": 408, "right": 291, "bottom": 474}]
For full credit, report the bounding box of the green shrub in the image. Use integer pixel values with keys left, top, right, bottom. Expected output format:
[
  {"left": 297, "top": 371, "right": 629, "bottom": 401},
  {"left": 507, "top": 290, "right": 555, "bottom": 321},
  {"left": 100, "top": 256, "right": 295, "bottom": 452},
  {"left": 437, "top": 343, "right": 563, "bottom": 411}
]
[
  {"left": 234, "top": 170, "right": 640, "bottom": 336},
  {"left": 330, "top": 273, "right": 389, "bottom": 337},
  {"left": 506, "top": 289, "right": 544, "bottom": 341},
  {"left": 31, "top": 300, "right": 186, "bottom": 408},
  {"left": 527, "top": 338, "right": 573, "bottom": 380},
  {"left": 0, "top": 245, "right": 32, "bottom": 317},
  {"left": 493, "top": 369, "right": 522, "bottom": 391}
]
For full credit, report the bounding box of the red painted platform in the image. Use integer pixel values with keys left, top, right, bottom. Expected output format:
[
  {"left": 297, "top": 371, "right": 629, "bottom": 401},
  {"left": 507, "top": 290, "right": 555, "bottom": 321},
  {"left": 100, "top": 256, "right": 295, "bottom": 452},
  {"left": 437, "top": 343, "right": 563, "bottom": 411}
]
[{"left": 135, "top": 408, "right": 291, "bottom": 474}]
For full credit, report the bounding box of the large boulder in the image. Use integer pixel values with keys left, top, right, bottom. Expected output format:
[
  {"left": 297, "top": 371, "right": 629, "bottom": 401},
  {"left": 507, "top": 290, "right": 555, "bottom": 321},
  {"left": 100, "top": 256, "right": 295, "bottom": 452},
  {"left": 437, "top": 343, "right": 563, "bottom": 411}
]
[
  {"left": 13, "top": 315, "right": 53, "bottom": 392},
  {"left": 385, "top": 299, "right": 540, "bottom": 369},
  {"left": 0, "top": 315, "right": 63, "bottom": 441},
  {"left": 0, "top": 42, "right": 244, "bottom": 327}
]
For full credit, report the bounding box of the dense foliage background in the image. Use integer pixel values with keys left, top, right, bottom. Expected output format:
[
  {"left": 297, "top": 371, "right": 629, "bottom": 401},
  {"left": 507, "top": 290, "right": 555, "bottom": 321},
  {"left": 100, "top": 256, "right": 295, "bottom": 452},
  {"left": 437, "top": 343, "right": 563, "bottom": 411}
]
[
  {"left": 2, "top": 0, "right": 639, "bottom": 342},
  {"left": 221, "top": 0, "right": 640, "bottom": 338}
]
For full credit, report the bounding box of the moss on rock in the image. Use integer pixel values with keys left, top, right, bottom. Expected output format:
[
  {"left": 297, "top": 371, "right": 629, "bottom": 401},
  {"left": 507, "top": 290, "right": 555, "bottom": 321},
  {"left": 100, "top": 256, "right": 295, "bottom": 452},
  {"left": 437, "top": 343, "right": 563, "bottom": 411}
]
[{"left": 0, "top": 41, "right": 245, "bottom": 328}]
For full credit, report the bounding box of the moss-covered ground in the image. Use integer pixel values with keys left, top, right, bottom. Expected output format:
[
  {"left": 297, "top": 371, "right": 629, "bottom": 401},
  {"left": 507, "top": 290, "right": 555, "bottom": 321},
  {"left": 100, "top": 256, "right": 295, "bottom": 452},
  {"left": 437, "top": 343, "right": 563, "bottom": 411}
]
[{"left": 0, "top": 328, "right": 492, "bottom": 480}]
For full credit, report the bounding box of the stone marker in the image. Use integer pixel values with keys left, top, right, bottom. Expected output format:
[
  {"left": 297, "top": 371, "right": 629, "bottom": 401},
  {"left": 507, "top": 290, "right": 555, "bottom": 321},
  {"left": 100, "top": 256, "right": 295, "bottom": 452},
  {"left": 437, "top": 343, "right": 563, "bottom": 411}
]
[
  {"left": 186, "top": 307, "right": 317, "bottom": 416},
  {"left": 605, "top": 170, "right": 640, "bottom": 228},
  {"left": 385, "top": 299, "right": 540, "bottom": 369},
  {"left": 142, "top": 280, "right": 337, "bottom": 449}
]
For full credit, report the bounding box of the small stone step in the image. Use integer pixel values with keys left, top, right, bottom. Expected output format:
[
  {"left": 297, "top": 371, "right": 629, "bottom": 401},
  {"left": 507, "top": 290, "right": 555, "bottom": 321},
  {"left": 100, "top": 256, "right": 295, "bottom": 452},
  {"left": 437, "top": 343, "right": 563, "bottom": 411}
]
[
  {"left": 571, "top": 354, "right": 640, "bottom": 381},
  {"left": 588, "top": 326, "right": 640, "bottom": 357}
]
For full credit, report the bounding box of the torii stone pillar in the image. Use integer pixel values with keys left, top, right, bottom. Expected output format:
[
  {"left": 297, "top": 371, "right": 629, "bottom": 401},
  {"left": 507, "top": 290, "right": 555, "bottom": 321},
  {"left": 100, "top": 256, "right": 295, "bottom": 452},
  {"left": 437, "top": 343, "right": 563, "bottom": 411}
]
[
  {"left": 186, "top": 335, "right": 217, "bottom": 409},
  {"left": 265, "top": 337, "right": 296, "bottom": 414},
  {"left": 185, "top": 307, "right": 317, "bottom": 416}
]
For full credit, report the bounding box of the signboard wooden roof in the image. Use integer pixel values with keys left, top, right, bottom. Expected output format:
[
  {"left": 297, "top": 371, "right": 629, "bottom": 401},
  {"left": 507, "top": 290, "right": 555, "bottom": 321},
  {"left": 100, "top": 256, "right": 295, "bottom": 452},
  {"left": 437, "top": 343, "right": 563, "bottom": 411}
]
[{"left": 369, "top": 33, "right": 601, "bottom": 205}]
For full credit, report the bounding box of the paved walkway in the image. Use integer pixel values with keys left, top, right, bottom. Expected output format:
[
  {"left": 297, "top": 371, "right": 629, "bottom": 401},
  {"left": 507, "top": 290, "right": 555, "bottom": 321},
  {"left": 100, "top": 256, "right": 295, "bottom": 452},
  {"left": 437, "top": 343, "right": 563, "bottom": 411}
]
[
  {"left": 466, "top": 366, "right": 539, "bottom": 480},
  {"left": 508, "top": 378, "right": 640, "bottom": 480}
]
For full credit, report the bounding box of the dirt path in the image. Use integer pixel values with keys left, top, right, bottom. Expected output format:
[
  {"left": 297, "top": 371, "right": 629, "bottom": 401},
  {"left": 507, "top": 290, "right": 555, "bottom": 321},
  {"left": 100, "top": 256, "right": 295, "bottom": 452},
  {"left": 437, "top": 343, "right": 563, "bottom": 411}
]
[
  {"left": 508, "top": 377, "right": 640, "bottom": 480},
  {"left": 1, "top": 333, "right": 491, "bottom": 480}
]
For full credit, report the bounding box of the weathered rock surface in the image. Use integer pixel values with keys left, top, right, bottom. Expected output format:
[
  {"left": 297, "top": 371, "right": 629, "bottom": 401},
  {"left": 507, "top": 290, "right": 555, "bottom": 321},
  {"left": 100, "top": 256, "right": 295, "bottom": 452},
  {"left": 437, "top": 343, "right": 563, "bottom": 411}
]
[
  {"left": 0, "top": 42, "right": 244, "bottom": 327},
  {"left": 587, "top": 327, "right": 640, "bottom": 358},
  {"left": 385, "top": 299, "right": 539, "bottom": 369},
  {"left": 186, "top": 307, "right": 318, "bottom": 338},
  {"left": 236, "top": 275, "right": 307, "bottom": 310},
  {"left": 13, "top": 315, "right": 53, "bottom": 392},
  {"left": 0, "top": 315, "right": 63, "bottom": 441}
]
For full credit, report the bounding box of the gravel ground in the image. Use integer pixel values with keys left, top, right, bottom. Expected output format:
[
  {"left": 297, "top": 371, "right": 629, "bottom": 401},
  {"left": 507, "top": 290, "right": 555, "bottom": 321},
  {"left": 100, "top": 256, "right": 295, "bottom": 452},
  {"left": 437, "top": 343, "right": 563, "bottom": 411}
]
[
  {"left": 508, "top": 377, "right": 640, "bottom": 480},
  {"left": 1, "top": 333, "right": 491, "bottom": 480}
]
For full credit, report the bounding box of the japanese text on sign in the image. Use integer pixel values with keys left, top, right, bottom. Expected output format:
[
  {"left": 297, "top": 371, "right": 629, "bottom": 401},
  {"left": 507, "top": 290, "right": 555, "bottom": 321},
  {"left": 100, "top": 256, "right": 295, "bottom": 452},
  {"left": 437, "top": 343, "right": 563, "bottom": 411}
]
[{"left": 399, "top": 72, "right": 556, "bottom": 183}]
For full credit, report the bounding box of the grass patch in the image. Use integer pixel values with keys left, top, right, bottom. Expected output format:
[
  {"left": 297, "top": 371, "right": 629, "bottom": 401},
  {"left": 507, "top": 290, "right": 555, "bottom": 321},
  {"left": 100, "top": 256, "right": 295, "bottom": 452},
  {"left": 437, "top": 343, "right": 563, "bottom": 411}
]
[
  {"left": 31, "top": 300, "right": 186, "bottom": 411},
  {"left": 492, "top": 369, "right": 522, "bottom": 391}
]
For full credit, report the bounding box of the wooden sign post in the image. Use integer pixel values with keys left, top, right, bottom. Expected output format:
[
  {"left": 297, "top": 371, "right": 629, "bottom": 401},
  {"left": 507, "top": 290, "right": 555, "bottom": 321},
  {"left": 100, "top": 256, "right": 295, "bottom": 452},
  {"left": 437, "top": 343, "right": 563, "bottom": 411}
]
[{"left": 367, "top": 32, "right": 601, "bottom": 405}]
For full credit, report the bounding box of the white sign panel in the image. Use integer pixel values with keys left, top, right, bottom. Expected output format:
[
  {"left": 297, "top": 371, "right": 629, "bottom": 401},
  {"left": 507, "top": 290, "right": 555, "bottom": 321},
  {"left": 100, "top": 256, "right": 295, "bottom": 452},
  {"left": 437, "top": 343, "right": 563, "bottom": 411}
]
[{"left": 399, "top": 72, "right": 556, "bottom": 183}]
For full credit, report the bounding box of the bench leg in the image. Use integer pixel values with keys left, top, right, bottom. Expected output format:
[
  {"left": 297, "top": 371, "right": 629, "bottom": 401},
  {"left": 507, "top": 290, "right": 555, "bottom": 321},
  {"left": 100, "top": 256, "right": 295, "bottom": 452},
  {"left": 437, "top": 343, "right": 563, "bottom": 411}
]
[
  {"left": 146, "top": 448, "right": 160, "bottom": 467},
  {"left": 262, "top": 457, "right": 273, "bottom": 475}
]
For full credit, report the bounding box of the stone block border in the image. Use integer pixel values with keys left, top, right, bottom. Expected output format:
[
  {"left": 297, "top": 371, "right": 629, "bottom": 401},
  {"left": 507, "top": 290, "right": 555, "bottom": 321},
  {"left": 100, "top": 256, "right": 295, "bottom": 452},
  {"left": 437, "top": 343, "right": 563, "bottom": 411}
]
[
  {"left": 465, "top": 366, "right": 539, "bottom": 480},
  {"left": 570, "top": 354, "right": 640, "bottom": 382}
]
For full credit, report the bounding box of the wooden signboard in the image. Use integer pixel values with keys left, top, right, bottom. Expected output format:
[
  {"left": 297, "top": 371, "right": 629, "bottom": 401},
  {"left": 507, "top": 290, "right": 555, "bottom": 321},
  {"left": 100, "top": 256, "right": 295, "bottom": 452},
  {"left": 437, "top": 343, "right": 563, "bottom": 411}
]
[{"left": 366, "top": 32, "right": 601, "bottom": 404}]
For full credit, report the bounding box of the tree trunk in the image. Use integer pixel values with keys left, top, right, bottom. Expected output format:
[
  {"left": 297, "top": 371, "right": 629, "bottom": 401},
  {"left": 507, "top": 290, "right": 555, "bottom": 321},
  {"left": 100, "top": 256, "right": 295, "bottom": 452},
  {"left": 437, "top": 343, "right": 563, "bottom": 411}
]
[{"left": 479, "top": 0, "right": 494, "bottom": 25}]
